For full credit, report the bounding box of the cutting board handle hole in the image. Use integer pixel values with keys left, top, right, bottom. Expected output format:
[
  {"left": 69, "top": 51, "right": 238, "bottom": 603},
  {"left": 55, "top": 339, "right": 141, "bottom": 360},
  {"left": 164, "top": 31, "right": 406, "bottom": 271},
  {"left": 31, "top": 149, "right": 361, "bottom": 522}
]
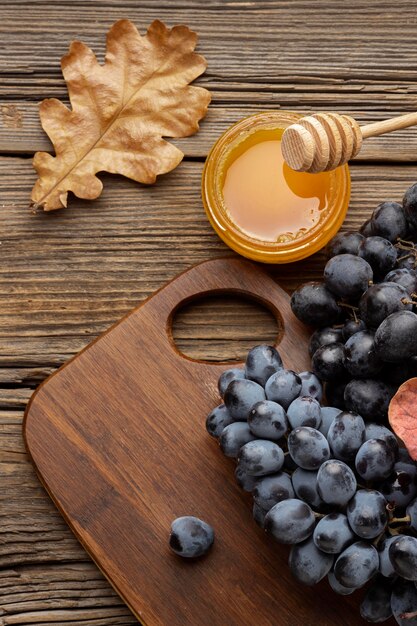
[{"left": 170, "top": 292, "right": 282, "bottom": 363}]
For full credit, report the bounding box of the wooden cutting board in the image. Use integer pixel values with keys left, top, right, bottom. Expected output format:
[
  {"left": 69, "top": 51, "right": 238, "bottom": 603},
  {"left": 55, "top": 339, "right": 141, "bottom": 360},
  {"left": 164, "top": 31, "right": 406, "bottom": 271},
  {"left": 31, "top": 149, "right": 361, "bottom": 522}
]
[{"left": 23, "top": 258, "right": 365, "bottom": 626}]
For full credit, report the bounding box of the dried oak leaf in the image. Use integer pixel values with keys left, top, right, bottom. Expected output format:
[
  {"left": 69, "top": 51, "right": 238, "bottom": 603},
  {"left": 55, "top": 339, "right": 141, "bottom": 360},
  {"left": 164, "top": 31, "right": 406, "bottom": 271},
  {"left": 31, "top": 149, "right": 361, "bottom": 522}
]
[
  {"left": 31, "top": 19, "right": 211, "bottom": 211},
  {"left": 389, "top": 377, "right": 417, "bottom": 460}
]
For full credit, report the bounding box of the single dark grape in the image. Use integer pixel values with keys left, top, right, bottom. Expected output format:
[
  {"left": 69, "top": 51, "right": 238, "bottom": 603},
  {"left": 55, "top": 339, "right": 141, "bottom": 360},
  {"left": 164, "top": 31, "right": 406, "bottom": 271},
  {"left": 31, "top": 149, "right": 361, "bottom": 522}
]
[
  {"left": 224, "top": 378, "right": 265, "bottom": 420},
  {"left": 358, "top": 236, "right": 397, "bottom": 279},
  {"left": 235, "top": 463, "right": 257, "bottom": 492},
  {"left": 327, "top": 411, "right": 365, "bottom": 462},
  {"left": 355, "top": 438, "right": 395, "bottom": 481},
  {"left": 403, "top": 181, "right": 417, "bottom": 229},
  {"left": 206, "top": 404, "right": 234, "bottom": 438},
  {"left": 342, "top": 318, "right": 367, "bottom": 341},
  {"left": 289, "top": 537, "right": 334, "bottom": 586},
  {"left": 371, "top": 200, "right": 408, "bottom": 242},
  {"left": 313, "top": 513, "right": 355, "bottom": 554},
  {"left": 358, "top": 282, "right": 412, "bottom": 329},
  {"left": 344, "top": 330, "right": 383, "bottom": 377},
  {"left": 312, "top": 342, "right": 347, "bottom": 382},
  {"left": 265, "top": 498, "right": 315, "bottom": 544},
  {"left": 318, "top": 406, "right": 341, "bottom": 437},
  {"left": 288, "top": 426, "right": 330, "bottom": 470},
  {"left": 169, "top": 516, "right": 214, "bottom": 558},
  {"left": 292, "top": 468, "right": 323, "bottom": 509},
  {"left": 219, "top": 422, "right": 255, "bottom": 458},
  {"left": 252, "top": 472, "right": 295, "bottom": 511},
  {"left": 265, "top": 369, "right": 302, "bottom": 410},
  {"left": 291, "top": 282, "right": 342, "bottom": 327},
  {"left": 381, "top": 461, "right": 417, "bottom": 508},
  {"left": 391, "top": 578, "right": 417, "bottom": 626},
  {"left": 384, "top": 268, "right": 417, "bottom": 295},
  {"left": 245, "top": 344, "right": 283, "bottom": 386},
  {"left": 360, "top": 218, "right": 375, "bottom": 237},
  {"left": 374, "top": 311, "right": 417, "bottom": 362},
  {"left": 238, "top": 439, "right": 284, "bottom": 476},
  {"left": 248, "top": 400, "right": 288, "bottom": 441},
  {"left": 364, "top": 423, "right": 399, "bottom": 457},
  {"left": 378, "top": 535, "right": 397, "bottom": 578},
  {"left": 346, "top": 490, "right": 387, "bottom": 539},
  {"left": 316, "top": 459, "right": 357, "bottom": 506},
  {"left": 389, "top": 535, "right": 417, "bottom": 580},
  {"left": 324, "top": 253, "right": 373, "bottom": 299},
  {"left": 333, "top": 542, "right": 379, "bottom": 588},
  {"left": 327, "top": 231, "right": 365, "bottom": 257},
  {"left": 308, "top": 326, "right": 343, "bottom": 357},
  {"left": 298, "top": 371, "right": 323, "bottom": 401},
  {"left": 327, "top": 571, "right": 356, "bottom": 596},
  {"left": 287, "top": 396, "right": 322, "bottom": 429},
  {"left": 218, "top": 367, "right": 245, "bottom": 397},
  {"left": 359, "top": 577, "right": 393, "bottom": 623},
  {"left": 344, "top": 378, "right": 393, "bottom": 421}
]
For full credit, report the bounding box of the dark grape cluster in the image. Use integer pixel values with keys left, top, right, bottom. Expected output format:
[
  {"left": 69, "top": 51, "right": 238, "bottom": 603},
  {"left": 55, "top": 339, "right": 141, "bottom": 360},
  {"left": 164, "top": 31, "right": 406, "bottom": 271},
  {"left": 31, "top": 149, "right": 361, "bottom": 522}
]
[
  {"left": 291, "top": 189, "right": 417, "bottom": 421},
  {"left": 207, "top": 337, "right": 417, "bottom": 621}
]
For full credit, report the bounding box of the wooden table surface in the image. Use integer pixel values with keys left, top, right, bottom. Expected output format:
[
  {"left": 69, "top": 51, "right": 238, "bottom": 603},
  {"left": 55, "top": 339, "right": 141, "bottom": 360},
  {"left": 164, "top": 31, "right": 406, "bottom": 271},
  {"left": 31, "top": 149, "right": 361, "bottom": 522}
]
[{"left": 2, "top": 1, "right": 417, "bottom": 624}]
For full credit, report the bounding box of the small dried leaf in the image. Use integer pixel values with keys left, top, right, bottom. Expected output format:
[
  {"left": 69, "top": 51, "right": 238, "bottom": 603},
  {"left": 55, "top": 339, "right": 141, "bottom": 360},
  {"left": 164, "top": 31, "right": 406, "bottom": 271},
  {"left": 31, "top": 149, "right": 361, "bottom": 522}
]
[
  {"left": 31, "top": 19, "right": 211, "bottom": 211},
  {"left": 388, "top": 377, "right": 417, "bottom": 460}
]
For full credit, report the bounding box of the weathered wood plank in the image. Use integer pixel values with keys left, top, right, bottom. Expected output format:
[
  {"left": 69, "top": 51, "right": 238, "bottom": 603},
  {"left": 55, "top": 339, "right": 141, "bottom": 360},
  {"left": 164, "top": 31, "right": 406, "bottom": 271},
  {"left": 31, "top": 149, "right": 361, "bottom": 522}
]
[
  {"left": 3, "top": 101, "right": 417, "bottom": 161},
  {"left": 0, "top": 560, "right": 136, "bottom": 626},
  {"left": 0, "top": 1, "right": 417, "bottom": 84},
  {"left": 2, "top": 156, "right": 417, "bottom": 367}
]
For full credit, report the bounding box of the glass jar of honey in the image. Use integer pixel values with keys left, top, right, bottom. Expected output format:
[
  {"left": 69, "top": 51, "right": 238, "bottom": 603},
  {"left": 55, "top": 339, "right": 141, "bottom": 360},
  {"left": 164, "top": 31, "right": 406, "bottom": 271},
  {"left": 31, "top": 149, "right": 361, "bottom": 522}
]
[{"left": 201, "top": 112, "right": 350, "bottom": 263}]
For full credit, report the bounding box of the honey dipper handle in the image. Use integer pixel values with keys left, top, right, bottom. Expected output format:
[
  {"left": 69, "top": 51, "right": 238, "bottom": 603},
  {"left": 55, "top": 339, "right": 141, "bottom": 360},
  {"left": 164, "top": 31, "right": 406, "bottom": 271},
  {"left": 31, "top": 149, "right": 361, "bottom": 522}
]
[{"left": 360, "top": 111, "right": 417, "bottom": 139}]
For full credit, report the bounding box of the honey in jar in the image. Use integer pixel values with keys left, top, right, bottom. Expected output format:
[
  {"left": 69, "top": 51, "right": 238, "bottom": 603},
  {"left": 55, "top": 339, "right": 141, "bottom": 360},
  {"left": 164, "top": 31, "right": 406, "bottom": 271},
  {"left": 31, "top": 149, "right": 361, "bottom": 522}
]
[{"left": 202, "top": 112, "right": 350, "bottom": 263}]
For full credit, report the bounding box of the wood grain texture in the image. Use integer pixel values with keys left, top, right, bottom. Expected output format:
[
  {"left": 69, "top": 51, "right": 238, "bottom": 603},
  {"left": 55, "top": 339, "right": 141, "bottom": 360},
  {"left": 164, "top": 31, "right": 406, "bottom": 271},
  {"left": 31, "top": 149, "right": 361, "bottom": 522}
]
[
  {"left": 24, "top": 258, "right": 316, "bottom": 626},
  {"left": 1, "top": 0, "right": 416, "bottom": 623}
]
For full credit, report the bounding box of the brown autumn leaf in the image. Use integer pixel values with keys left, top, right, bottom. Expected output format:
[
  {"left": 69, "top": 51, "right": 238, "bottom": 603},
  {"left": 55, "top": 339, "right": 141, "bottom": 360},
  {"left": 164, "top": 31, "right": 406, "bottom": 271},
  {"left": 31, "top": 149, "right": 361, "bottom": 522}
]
[
  {"left": 31, "top": 19, "right": 211, "bottom": 211},
  {"left": 388, "top": 377, "right": 417, "bottom": 460}
]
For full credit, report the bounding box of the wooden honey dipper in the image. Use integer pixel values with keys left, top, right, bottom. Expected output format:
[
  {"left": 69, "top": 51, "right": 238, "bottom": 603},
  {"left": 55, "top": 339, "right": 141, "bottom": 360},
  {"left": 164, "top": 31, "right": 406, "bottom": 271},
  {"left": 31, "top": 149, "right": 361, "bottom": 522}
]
[{"left": 281, "top": 111, "right": 417, "bottom": 173}]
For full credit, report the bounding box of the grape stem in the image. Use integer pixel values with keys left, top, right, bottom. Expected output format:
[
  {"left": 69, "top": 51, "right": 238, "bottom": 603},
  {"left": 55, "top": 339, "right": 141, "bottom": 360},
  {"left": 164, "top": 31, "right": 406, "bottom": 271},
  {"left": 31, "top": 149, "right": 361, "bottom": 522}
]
[
  {"left": 336, "top": 302, "right": 359, "bottom": 312},
  {"left": 395, "top": 238, "right": 416, "bottom": 249},
  {"left": 389, "top": 515, "right": 411, "bottom": 525},
  {"left": 400, "top": 610, "right": 417, "bottom": 619}
]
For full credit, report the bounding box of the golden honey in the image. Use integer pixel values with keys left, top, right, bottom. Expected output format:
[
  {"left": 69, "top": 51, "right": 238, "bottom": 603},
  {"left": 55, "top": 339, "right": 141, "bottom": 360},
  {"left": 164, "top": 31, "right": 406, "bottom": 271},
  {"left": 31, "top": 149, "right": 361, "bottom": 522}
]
[{"left": 202, "top": 112, "right": 351, "bottom": 263}]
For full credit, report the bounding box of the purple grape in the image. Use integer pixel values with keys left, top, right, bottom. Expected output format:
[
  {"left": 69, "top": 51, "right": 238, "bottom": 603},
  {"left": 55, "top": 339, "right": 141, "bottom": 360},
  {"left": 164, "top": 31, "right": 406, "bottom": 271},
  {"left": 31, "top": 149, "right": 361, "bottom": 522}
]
[
  {"left": 245, "top": 344, "right": 283, "bottom": 386},
  {"left": 334, "top": 542, "right": 379, "bottom": 588},
  {"left": 218, "top": 368, "right": 245, "bottom": 397},
  {"left": 298, "top": 371, "right": 323, "bottom": 401},
  {"left": 248, "top": 400, "right": 288, "bottom": 441},
  {"left": 252, "top": 472, "right": 294, "bottom": 511},
  {"left": 238, "top": 439, "right": 284, "bottom": 476},
  {"left": 206, "top": 404, "right": 234, "bottom": 438},
  {"left": 287, "top": 396, "right": 322, "bottom": 429},
  {"left": 291, "top": 282, "right": 342, "bottom": 327},
  {"left": 288, "top": 427, "right": 330, "bottom": 470},
  {"left": 309, "top": 326, "right": 343, "bottom": 357},
  {"left": 346, "top": 490, "right": 387, "bottom": 539},
  {"left": 265, "top": 369, "right": 302, "bottom": 410},
  {"left": 265, "top": 499, "right": 315, "bottom": 544},
  {"left": 169, "top": 516, "right": 214, "bottom": 558},
  {"left": 289, "top": 537, "right": 333, "bottom": 586},
  {"left": 224, "top": 378, "right": 265, "bottom": 420}
]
